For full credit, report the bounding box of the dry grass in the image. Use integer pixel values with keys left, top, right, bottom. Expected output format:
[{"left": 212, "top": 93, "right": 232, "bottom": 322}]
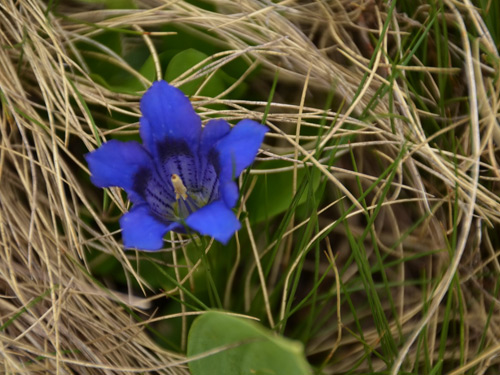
[{"left": 1, "top": 0, "right": 499, "bottom": 374}]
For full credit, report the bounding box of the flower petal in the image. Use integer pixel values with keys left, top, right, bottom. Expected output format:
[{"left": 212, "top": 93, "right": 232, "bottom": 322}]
[
  {"left": 196, "top": 119, "right": 230, "bottom": 194},
  {"left": 215, "top": 119, "right": 268, "bottom": 181},
  {"left": 185, "top": 200, "right": 241, "bottom": 244},
  {"left": 119, "top": 205, "right": 179, "bottom": 251},
  {"left": 199, "top": 119, "right": 231, "bottom": 156},
  {"left": 220, "top": 180, "right": 239, "bottom": 208},
  {"left": 140, "top": 80, "right": 201, "bottom": 157},
  {"left": 85, "top": 140, "right": 153, "bottom": 200}
]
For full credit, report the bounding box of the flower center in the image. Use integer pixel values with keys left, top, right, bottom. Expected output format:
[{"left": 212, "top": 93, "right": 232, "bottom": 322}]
[
  {"left": 136, "top": 152, "right": 221, "bottom": 223},
  {"left": 170, "top": 173, "right": 198, "bottom": 219},
  {"left": 169, "top": 166, "right": 219, "bottom": 220},
  {"left": 171, "top": 173, "right": 187, "bottom": 200}
]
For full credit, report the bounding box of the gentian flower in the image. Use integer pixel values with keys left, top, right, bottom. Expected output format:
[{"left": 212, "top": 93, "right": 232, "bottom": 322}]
[{"left": 86, "top": 80, "right": 267, "bottom": 251}]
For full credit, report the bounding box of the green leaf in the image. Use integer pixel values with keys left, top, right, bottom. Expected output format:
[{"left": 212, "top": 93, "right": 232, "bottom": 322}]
[
  {"left": 246, "top": 161, "right": 321, "bottom": 223},
  {"left": 188, "top": 311, "right": 312, "bottom": 375},
  {"left": 111, "top": 52, "right": 164, "bottom": 93},
  {"left": 77, "top": 31, "right": 129, "bottom": 92},
  {"left": 78, "top": 0, "right": 136, "bottom": 8},
  {"left": 165, "top": 49, "right": 227, "bottom": 97}
]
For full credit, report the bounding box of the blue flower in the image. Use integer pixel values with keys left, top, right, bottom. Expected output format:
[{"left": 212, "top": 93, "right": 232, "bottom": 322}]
[{"left": 86, "top": 80, "right": 268, "bottom": 251}]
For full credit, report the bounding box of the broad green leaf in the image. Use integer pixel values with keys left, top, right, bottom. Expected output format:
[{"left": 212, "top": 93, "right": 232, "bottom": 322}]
[
  {"left": 188, "top": 311, "right": 312, "bottom": 375},
  {"left": 138, "top": 54, "right": 158, "bottom": 83},
  {"left": 246, "top": 161, "right": 321, "bottom": 223},
  {"left": 79, "top": 32, "right": 123, "bottom": 82},
  {"left": 78, "top": 0, "right": 136, "bottom": 8},
  {"left": 165, "top": 49, "right": 227, "bottom": 97},
  {"left": 112, "top": 52, "right": 166, "bottom": 93}
]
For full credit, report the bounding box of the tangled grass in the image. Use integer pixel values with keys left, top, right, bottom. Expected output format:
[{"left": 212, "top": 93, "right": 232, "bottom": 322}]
[{"left": 1, "top": 0, "right": 499, "bottom": 374}]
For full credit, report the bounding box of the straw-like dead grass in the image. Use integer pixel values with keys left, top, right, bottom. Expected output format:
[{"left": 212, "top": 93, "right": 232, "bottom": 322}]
[{"left": 1, "top": 0, "right": 499, "bottom": 374}]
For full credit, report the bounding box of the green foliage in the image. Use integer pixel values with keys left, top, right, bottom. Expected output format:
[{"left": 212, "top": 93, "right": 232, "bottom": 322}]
[
  {"left": 165, "top": 48, "right": 247, "bottom": 99},
  {"left": 166, "top": 49, "right": 224, "bottom": 97},
  {"left": 77, "top": 0, "right": 136, "bottom": 9},
  {"left": 246, "top": 161, "right": 321, "bottom": 224},
  {"left": 187, "top": 311, "right": 311, "bottom": 375}
]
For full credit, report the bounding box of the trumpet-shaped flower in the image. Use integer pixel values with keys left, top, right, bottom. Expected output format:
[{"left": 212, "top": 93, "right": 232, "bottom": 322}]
[{"left": 86, "top": 80, "right": 267, "bottom": 250}]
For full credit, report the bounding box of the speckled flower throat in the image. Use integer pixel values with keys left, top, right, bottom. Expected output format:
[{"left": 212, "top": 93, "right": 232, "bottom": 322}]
[{"left": 134, "top": 141, "right": 220, "bottom": 221}]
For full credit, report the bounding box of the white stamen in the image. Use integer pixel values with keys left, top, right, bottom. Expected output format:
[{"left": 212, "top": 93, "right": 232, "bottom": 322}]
[{"left": 171, "top": 174, "right": 188, "bottom": 200}]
